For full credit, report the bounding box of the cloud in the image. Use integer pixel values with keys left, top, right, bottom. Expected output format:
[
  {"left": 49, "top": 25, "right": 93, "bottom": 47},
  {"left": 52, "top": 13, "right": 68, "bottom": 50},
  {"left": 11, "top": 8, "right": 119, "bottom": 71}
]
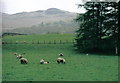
[{"left": 1, "top": 0, "right": 85, "bottom": 14}]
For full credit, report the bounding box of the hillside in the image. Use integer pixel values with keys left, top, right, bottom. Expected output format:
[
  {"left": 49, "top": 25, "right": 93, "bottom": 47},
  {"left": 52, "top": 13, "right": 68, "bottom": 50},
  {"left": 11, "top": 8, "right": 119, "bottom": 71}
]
[{"left": 2, "top": 8, "right": 79, "bottom": 34}]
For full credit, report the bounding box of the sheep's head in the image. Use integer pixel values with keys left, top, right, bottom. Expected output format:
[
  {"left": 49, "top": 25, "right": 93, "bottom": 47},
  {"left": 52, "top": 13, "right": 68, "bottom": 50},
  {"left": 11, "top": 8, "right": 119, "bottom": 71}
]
[{"left": 14, "top": 52, "right": 17, "bottom": 55}]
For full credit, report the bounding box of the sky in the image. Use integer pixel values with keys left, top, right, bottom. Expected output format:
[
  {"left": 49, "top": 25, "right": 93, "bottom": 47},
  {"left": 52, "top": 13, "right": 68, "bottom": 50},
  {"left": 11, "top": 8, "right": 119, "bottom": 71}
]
[{"left": 1, "top": 0, "right": 86, "bottom": 14}]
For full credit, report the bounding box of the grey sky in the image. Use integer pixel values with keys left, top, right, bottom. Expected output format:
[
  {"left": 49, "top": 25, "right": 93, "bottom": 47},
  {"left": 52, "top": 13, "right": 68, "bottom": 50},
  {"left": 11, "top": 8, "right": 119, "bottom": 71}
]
[{"left": 1, "top": 0, "right": 86, "bottom": 14}]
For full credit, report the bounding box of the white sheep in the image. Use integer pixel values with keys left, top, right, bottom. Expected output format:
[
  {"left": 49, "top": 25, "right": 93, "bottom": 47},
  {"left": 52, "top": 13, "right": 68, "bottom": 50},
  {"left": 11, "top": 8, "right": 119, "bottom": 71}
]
[
  {"left": 13, "top": 52, "right": 17, "bottom": 55},
  {"left": 40, "top": 59, "right": 49, "bottom": 64},
  {"left": 57, "top": 58, "right": 65, "bottom": 64},
  {"left": 40, "top": 59, "right": 45, "bottom": 64},
  {"left": 23, "top": 41, "right": 27, "bottom": 44},
  {"left": 15, "top": 41, "right": 18, "bottom": 44},
  {"left": 20, "top": 58, "right": 28, "bottom": 64},
  {"left": 58, "top": 53, "right": 64, "bottom": 56},
  {"left": 17, "top": 54, "right": 23, "bottom": 59},
  {"left": 86, "top": 54, "right": 89, "bottom": 56},
  {"left": 43, "top": 61, "right": 49, "bottom": 64}
]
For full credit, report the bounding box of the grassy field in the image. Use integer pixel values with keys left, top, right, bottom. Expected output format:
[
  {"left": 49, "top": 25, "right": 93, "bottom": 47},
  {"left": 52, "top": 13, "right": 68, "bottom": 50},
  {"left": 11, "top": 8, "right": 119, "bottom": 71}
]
[
  {"left": 2, "top": 34, "right": 118, "bottom": 81},
  {"left": 0, "top": 44, "right": 2, "bottom": 82},
  {"left": 2, "top": 34, "right": 75, "bottom": 44}
]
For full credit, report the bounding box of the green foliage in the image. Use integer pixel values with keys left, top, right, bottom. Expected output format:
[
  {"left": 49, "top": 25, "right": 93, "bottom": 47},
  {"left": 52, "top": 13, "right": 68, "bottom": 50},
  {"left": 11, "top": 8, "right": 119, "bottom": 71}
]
[{"left": 75, "top": 2, "right": 118, "bottom": 53}]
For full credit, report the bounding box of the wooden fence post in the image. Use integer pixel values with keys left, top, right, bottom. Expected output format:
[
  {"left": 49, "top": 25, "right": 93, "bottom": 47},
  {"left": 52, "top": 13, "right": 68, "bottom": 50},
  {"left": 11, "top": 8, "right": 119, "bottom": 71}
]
[
  {"left": 66, "top": 40, "right": 68, "bottom": 43},
  {"left": 32, "top": 41, "right": 34, "bottom": 44},
  {"left": 54, "top": 40, "right": 56, "bottom": 44},
  {"left": 49, "top": 41, "right": 51, "bottom": 44},
  {"left": 60, "top": 40, "right": 62, "bottom": 44},
  {"left": 44, "top": 40, "right": 45, "bottom": 44},
  {"left": 38, "top": 41, "right": 39, "bottom": 44}
]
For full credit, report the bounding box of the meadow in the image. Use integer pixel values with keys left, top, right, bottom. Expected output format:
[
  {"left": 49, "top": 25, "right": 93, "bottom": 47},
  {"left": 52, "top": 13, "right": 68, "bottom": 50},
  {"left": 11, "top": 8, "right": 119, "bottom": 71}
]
[
  {"left": 2, "top": 34, "right": 118, "bottom": 81},
  {"left": 2, "top": 34, "right": 75, "bottom": 44}
]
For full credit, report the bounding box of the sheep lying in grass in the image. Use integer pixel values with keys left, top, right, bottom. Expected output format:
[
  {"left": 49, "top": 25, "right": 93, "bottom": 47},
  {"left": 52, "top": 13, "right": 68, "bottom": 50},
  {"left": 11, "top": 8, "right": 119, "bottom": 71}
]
[
  {"left": 57, "top": 58, "right": 65, "bottom": 64},
  {"left": 40, "top": 59, "right": 49, "bottom": 64},
  {"left": 58, "top": 53, "right": 64, "bottom": 56},
  {"left": 43, "top": 61, "right": 49, "bottom": 64},
  {"left": 20, "top": 58, "right": 28, "bottom": 64},
  {"left": 40, "top": 59, "right": 45, "bottom": 64}
]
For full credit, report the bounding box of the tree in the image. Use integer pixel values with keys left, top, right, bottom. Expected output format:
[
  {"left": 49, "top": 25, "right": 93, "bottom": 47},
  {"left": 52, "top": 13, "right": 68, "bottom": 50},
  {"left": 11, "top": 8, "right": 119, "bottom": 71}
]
[
  {"left": 75, "top": 1, "right": 118, "bottom": 54},
  {"left": 117, "top": 1, "right": 120, "bottom": 55}
]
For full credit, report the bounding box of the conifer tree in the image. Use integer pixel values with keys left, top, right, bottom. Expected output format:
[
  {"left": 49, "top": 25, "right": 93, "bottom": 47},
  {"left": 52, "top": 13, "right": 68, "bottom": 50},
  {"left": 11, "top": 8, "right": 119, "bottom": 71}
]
[{"left": 75, "top": 1, "right": 118, "bottom": 54}]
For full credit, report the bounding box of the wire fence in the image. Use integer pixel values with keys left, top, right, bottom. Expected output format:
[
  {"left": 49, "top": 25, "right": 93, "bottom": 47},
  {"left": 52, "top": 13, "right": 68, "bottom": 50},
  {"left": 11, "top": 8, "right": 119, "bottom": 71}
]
[{"left": 2, "top": 40, "right": 76, "bottom": 44}]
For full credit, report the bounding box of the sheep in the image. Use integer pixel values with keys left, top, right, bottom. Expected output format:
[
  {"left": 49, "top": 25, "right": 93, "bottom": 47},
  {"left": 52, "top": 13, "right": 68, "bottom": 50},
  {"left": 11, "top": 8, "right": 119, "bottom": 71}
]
[
  {"left": 15, "top": 41, "right": 18, "bottom": 44},
  {"left": 13, "top": 52, "right": 17, "bottom": 55},
  {"left": 40, "top": 59, "right": 45, "bottom": 64},
  {"left": 40, "top": 59, "right": 49, "bottom": 64},
  {"left": 23, "top": 41, "right": 27, "bottom": 44},
  {"left": 58, "top": 53, "right": 64, "bottom": 56},
  {"left": 57, "top": 58, "right": 65, "bottom": 64},
  {"left": 86, "top": 54, "right": 89, "bottom": 56},
  {"left": 43, "top": 61, "right": 49, "bottom": 64},
  {"left": 20, "top": 58, "right": 28, "bottom": 64},
  {"left": 17, "top": 54, "right": 23, "bottom": 59}
]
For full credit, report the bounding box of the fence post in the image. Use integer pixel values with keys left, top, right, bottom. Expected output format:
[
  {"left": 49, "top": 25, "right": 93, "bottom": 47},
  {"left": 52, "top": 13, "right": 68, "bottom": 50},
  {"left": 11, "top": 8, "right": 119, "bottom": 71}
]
[
  {"left": 10, "top": 41, "right": 12, "bottom": 44},
  {"left": 2, "top": 41, "right": 4, "bottom": 44},
  {"left": 38, "top": 41, "right": 39, "bottom": 44},
  {"left": 54, "top": 40, "right": 56, "bottom": 44},
  {"left": 66, "top": 40, "right": 68, "bottom": 43},
  {"left": 49, "top": 41, "right": 51, "bottom": 44},
  {"left": 32, "top": 41, "right": 34, "bottom": 44},
  {"left": 44, "top": 40, "right": 45, "bottom": 44},
  {"left": 60, "top": 40, "right": 62, "bottom": 44}
]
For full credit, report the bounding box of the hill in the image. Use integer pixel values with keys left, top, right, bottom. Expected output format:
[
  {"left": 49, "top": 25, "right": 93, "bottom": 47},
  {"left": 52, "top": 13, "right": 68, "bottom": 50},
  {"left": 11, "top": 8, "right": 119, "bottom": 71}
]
[{"left": 2, "top": 8, "right": 79, "bottom": 34}]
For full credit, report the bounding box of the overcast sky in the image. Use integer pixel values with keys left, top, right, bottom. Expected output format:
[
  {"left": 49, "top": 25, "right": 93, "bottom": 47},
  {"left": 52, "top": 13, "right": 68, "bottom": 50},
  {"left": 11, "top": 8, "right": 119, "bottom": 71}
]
[{"left": 1, "top": 0, "right": 86, "bottom": 14}]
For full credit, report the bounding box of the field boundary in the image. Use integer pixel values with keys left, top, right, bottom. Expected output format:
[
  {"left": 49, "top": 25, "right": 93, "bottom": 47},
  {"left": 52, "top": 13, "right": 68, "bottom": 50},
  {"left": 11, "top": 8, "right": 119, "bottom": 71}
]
[{"left": 2, "top": 40, "right": 76, "bottom": 44}]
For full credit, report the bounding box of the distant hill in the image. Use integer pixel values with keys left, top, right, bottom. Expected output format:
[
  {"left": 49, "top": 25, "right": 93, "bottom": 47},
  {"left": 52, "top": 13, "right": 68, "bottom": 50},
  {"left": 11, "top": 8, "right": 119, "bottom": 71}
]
[{"left": 2, "top": 8, "right": 80, "bottom": 34}]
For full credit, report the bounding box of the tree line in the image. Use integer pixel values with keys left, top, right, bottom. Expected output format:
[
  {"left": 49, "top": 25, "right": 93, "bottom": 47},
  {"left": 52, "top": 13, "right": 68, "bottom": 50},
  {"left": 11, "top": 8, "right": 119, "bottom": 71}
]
[{"left": 75, "top": 1, "right": 119, "bottom": 55}]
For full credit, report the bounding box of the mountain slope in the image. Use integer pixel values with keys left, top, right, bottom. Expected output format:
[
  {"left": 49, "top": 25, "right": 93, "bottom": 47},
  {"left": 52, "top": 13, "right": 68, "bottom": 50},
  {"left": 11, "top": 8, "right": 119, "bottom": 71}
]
[{"left": 2, "top": 8, "right": 79, "bottom": 34}]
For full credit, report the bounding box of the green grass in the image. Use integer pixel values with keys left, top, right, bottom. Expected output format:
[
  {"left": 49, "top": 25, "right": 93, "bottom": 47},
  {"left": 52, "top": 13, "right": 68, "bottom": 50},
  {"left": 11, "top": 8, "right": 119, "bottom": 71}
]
[
  {"left": 0, "top": 45, "right": 2, "bottom": 82},
  {"left": 2, "top": 34, "right": 75, "bottom": 43},
  {"left": 2, "top": 34, "right": 118, "bottom": 81}
]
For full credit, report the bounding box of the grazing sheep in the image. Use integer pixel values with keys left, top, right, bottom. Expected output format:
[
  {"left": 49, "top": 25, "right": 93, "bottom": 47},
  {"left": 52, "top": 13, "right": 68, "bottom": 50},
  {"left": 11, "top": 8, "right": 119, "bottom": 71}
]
[
  {"left": 86, "top": 54, "right": 89, "bottom": 56},
  {"left": 15, "top": 41, "right": 18, "bottom": 44},
  {"left": 17, "top": 54, "right": 23, "bottom": 59},
  {"left": 13, "top": 52, "right": 17, "bottom": 55},
  {"left": 57, "top": 58, "right": 65, "bottom": 64},
  {"left": 40, "top": 59, "right": 45, "bottom": 64},
  {"left": 20, "top": 58, "right": 28, "bottom": 64},
  {"left": 23, "top": 41, "right": 27, "bottom": 44},
  {"left": 58, "top": 53, "right": 64, "bottom": 56}
]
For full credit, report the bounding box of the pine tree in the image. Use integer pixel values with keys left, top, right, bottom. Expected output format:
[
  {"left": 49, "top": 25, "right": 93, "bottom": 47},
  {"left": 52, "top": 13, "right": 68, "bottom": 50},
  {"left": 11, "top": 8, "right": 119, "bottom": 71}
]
[{"left": 75, "top": 1, "right": 118, "bottom": 54}]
